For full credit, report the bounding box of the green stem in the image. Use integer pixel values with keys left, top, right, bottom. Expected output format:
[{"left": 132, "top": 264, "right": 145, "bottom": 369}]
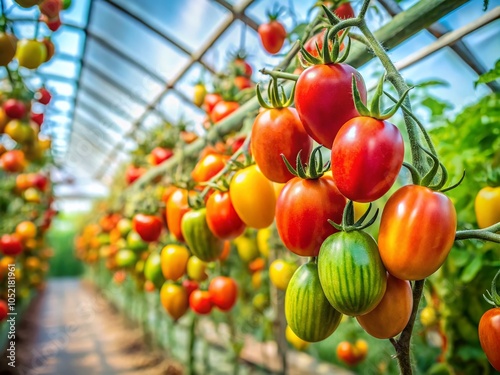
[
  {"left": 260, "top": 68, "right": 299, "bottom": 82},
  {"left": 188, "top": 314, "right": 198, "bottom": 375},
  {"left": 455, "top": 222, "right": 500, "bottom": 243}
]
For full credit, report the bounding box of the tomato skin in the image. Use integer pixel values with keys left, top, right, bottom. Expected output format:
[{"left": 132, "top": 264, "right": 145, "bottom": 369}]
[
  {"left": 31, "top": 112, "right": 44, "bottom": 126},
  {"left": 39, "top": 0, "right": 62, "bottom": 18},
  {"left": 234, "top": 76, "right": 252, "bottom": 90},
  {"left": 479, "top": 307, "right": 500, "bottom": 371},
  {"left": 0, "top": 33, "right": 17, "bottom": 66},
  {"left": 189, "top": 290, "right": 213, "bottom": 315},
  {"left": 229, "top": 165, "right": 276, "bottom": 229},
  {"left": 16, "top": 39, "right": 47, "bottom": 69},
  {"left": 209, "top": 276, "right": 238, "bottom": 311},
  {"left": 5, "top": 120, "right": 31, "bottom": 143},
  {"left": 356, "top": 274, "right": 412, "bottom": 339},
  {"left": 251, "top": 107, "right": 313, "bottom": 183},
  {"left": 475, "top": 187, "right": 500, "bottom": 229},
  {"left": 191, "top": 153, "right": 227, "bottom": 183},
  {"left": 166, "top": 188, "right": 193, "bottom": 242},
  {"left": 258, "top": 20, "right": 287, "bottom": 54},
  {"left": 206, "top": 191, "right": 246, "bottom": 240},
  {"left": 378, "top": 185, "right": 457, "bottom": 280},
  {"left": 331, "top": 117, "right": 404, "bottom": 202},
  {"left": 150, "top": 147, "right": 173, "bottom": 165},
  {"left": 125, "top": 165, "right": 146, "bottom": 185},
  {"left": 337, "top": 340, "right": 368, "bottom": 366},
  {"left": 1, "top": 150, "right": 25, "bottom": 172},
  {"left": 3, "top": 99, "right": 26, "bottom": 119},
  {"left": 132, "top": 214, "right": 162, "bottom": 242},
  {"left": 182, "top": 279, "right": 199, "bottom": 298},
  {"left": 203, "top": 93, "right": 223, "bottom": 114},
  {"left": 42, "top": 37, "right": 54, "bottom": 62},
  {"left": 160, "top": 282, "right": 189, "bottom": 321},
  {"left": 193, "top": 84, "right": 207, "bottom": 107},
  {"left": 211, "top": 101, "right": 239, "bottom": 123},
  {"left": 334, "top": 2, "right": 355, "bottom": 18},
  {"left": 295, "top": 63, "right": 366, "bottom": 148},
  {"left": 187, "top": 256, "right": 208, "bottom": 281},
  {"left": 269, "top": 259, "right": 298, "bottom": 291},
  {"left": 0, "top": 234, "right": 23, "bottom": 256},
  {"left": 144, "top": 252, "right": 164, "bottom": 289},
  {"left": 160, "top": 244, "right": 190, "bottom": 281},
  {"left": 276, "top": 175, "right": 346, "bottom": 256}
]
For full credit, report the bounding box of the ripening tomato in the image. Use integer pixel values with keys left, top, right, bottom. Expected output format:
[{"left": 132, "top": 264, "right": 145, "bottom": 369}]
[
  {"left": 203, "top": 93, "right": 222, "bottom": 114},
  {"left": 191, "top": 153, "right": 227, "bottom": 183},
  {"left": 36, "top": 87, "right": 52, "bottom": 105},
  {"left": 186, "top": 256, "right": 208, "bottom": 281},
  {"left": 150, "top": 147, "right": 173, "bottom": 165},
  {"left": 211, "top": 101, "right": 239, "bottom": 123},
  {"left": 234, "top": 76, "right": 252, "bottom": 90},
  {"left": 166, "top": 188, "right": 194, "bottom": 242},
  {"left": 378, "top": 185, "right": 457, "bottom": 280},
  {"left": 16, "top": 39, "right": 47, "bottom": 69},
  {"left": 132, "top": 214, "right": 162, "bottom": 242},
  {"left": 356, "top": 274, "right": 412, "bottom": 339},
  {"left": 160, "top": 282, "right": 189, "bottom": 321},
  {"left": 206, "top": 191, "right": 245, "bottom": 240},
  {"left": 125, "top": 165, "right": 146, "bottom": 185},
  {"left": 337, "top": 340, "right": 368, "bottom": 366},
  {"left": 0, "top": 234, "right": 23, "bottom": 256},
  {"left": 331, "top": 117, "right": 404, "bottom": 202},
  {"left": 28, "top": 173, "right": 48, "bottom": 191},
  {"left": 258, "top": 20, "right": 287, "bottom": 54},
  {"left": 31, "top": 112, "right": 44, "bottom": 126},
  {"left": 276, "top": 175, "right": 346, "bottom": 256},
  {"left": 479, "top": 307, "right": 500, "bottom": 371},
  {"left": 193, "top": 83, "right": 207, "bottom": 107},
  {"left": 39, "top": 0, "right": 62, "bottom": 18},
  {"left": 3, "top": 99, "right": 26, "bottom": 119},
  {"left": 41, "top": 14, "right": 61, "bottom": 32},
  {"left": 15, "top": 221, "right": 37, "bottom": 241},
  {"left": 189, "top": 290, "right": 213, "bottom": 315},
  {"left": 269, "top": 259, "right": 298, "bottom": 290},
  {"left": 295, "top": 63, "right": 366, "bottom": 148},
  {"left": 234, "top": 58, "right": 252, "bottom": 77},
  {"left": 475, "top": 187, "right": 500, "bottom": 229},
  {"left": 298, "top": 29, "right": 344, "bottom": 66},
  {"left": 0, "top": 32, "right": 17, "bottom": 66},
  {"left": 209, "top": 276, "right": 238, "bottom": 311},
  {"left": 160, "top": 244, "right": 189, "bottom": 281},
  {"left": 4, "top": 120, "right": 32, "bottom": 143},
  {"left": 229, "top": 165, "right": 276, "bottom": 229},
  {"left": 1, "top": 150, "right": 26, "bottom": 172},
  {"left": 42, "top": 37, "right": 54, "bottom": 62},
  {"left": 251, "top": 107, "right": 313, "bottom": 183}
]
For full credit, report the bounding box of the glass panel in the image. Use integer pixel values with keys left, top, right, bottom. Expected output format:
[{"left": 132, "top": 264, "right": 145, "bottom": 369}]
[
  {"left": 140, "top": 111, "right": 164, "bottom": 131},
  {"left": 51, "top": 28, "right": 86, "bottom": 57},
  {"left": 38, "top": 58, "right": 80, "bottom": 80},
  {"left": 46, "top": 81, "right": 77, "bottom": 98},
  {"left": 157, "top": 91, "right": 205, "bottom": 131},
  {"left": 61, "top": 0, "right": 91, "bottom": 28},
  {"left": 74, "top": 108, "right": 127, "bottom": 141},
  {"left": 461, "top": 21, "right": 500, "bottom": 71}
]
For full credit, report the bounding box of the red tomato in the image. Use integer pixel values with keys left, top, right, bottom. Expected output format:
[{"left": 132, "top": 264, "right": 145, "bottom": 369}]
[
  {"left": 1, "top": 150, "right": 25, "bottom": 172},
  {"left": 479, "top": 307, "right": 500, "bottom": 371},
  {"left": 42, "top": 37, "right": 54, "bottom": 62},
  {"left": 276, "top": 175, "right": 346, "bottom": 256},
  {"left": 258, "top": 20, "right": 287, "bottom": 54},
  {"left": 166, "top": 189, "right": 193, "bottom": 242},
  {"left": 132, "top": 214, "right": 162, "bottom": 242},
  {"left": 125, "top": 165, "right": 146, "bottom": 185},
  {"left": 182, "top": 279, "right": 199, "bottom": 298},
  {"left": 0, "top": 234, "right": 23, "bottom": 256},
  {"left": 234, "top": 76, "right": 252, "bottom": 90},
  {"left": 206, "top": 191, "right": 246, "bottom": 240},
  {"left": 211, "top": 101, "right": 239, "bottom": 123},
  {"left": 191, "top": 153, "right": 227, "bottom": 183},
  {"left": 251, "top": 107, "right": 313, "bottom": 183},
  {"left": 295, "top": 64, "right": 366, "bottom": 148},
  {"left": 31, "top": 112, "right": 44, "bottom": 126},
  {"left": 335, "top": 2, "right": 355, "bottom": 18},
  {"left": 3, "top": 99, "right": 26, "bottom": 119},
  {"left": 209, "top": 276, "right": 238, "bottom": 311},
  {"left": 337, "top": 340, "right": 368, "bottom": 366},
  {"left": 29, "top": 173, "right": 48, "bottom": 191},
  {"left": 41, "top": 14, "right": 61, "bottom": 32},
  {"left": 36, "top": 88, "right": 52, "bottom": 105},
  {"left": 203, "top": 93, "right": 222, "bottom": 114},
  {"left": 38, "top": 0, "right": 62, "bottom": 18},
  {"left": 0, "top": 300, "right": 7, "bottom": 321},
  {"left": 189, "top": 290, "right": 213, "bottom": 315},
  {"left": 378, "top": 185, "right": 457, "bottom": 280},
  {"left": 331, "top": 117, "right": 404, "bottom": 202},
  {"left": 234, "top": 58, "right": 253, "bottom": 77},
  {"left": 228, "top": 135, "right": 246, "bottom": 154},
  {"left": 150, "top": 147, "right": 174, "bottom": 165}
]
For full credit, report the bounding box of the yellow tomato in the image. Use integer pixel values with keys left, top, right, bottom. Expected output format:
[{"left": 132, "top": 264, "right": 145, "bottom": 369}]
[
  {"left": 353, "top": 201, "right": 371, "bottom": 222},
  {"left": 186, "top": 256, "right": 208, "bottom": 281},
  {"left": 286, "top": 326, "right": 310, "bottom": 351},
  {"left": 193, "top": 84, "right": 207, "bottom": 107},
  {"left": 160, "top": 244, "right": 189, "bottom": 281},
  {"left": 273, "top": 182, "right": 285, "bottom": 199},
  {"left": 4, "top": 120, "right": 31, "bottom": 144},
  {"left": 233, "top": 234, "right": 259, "bottom": 263},
  {"left": 160, "top": 282, "right": 188, "bottom": 321},
  {"left": 256, "top": 227, "right": 271, "bottom": 258},
  {"left": 251, "top": 271, "right": 262, "bottom": 289},
  {"left": 475, "top": 186, "right": 500, "bottom": 228},
  {"left": 23, "top": 188, "right": 41, "bottom": 203},
  {"left": 16, "top": 39, "right": 47, "bottom": 69},
  {"left": 24, "top": 256, "right": 41, "bottom": 270},
  {"left": 15, "top": 221, "right": 37, "bottom": 240},
  {"left": 420, "top": 306, "right": 438, "bottom": 327},
  {"left": 269, "top": 259, "right": 298, "bottom": 291}
]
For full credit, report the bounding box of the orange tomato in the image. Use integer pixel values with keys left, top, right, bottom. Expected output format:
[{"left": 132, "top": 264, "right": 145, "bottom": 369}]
[
  {"left": 160, "top": 244, "right": 189, "bottom": 281},
  {"left": 191, "top": 153, "right": 228, "bottom": 183},
  {"left": 218, "top": 241, "right": 231, "bottom": 261},
  {"left": 160, "top": 282, "right": 188, "bottom": 321},
  {"left": 166, "top": 189, "right": 194, "bottom": 242}
]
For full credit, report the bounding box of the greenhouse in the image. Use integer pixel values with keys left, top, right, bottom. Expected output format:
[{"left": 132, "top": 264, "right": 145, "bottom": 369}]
[{"left": 0, "top": 0, "right": 499, "bottom": 374}]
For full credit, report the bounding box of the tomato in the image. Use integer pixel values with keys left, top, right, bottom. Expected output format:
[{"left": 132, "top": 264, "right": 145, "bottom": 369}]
[
  {"left": 234, "top": 234, "right": 259, "bottom": 262},
  {"left": 181, "top": 208, "right": 224, "bottom": 261},
  {"left": 191, "top": 153, "right": 227, "bottom": 183},
  {"left": 420, "top": 306, "right": 438, "bottom": 327},
  {"left": 251, "top": 107, "right": 313, "bottom": 183},
  {"left": 39, "top": 0, "right": 62, "bottom": 18},
  {"left": 276, "top": 175, "right": 345, "bottom": 256},
  {"left": 160, "top": 282, "right": 188, "bottom": 321},
  {"left": 479, "top": 309, "right": 500, "bottom": 370},
  {"left": 42, "top": 37, "right": 55, "bottom": 62},
  {"left": 182, "top": 279, "right": 199, "bottom": 298},
  {"left": 117, "top": 218, "right": 132, "bottom": 236},
  {"left": 132, "top": 214, "right": 162, "bottom": 242},
  {"left": 234, "top": 58, "right": 252, "bottom": 77},
  {"left": 0, "top": 33, "right": 17, "bottom": 66},
  {"left": 269, "top": 259, "right": 298, "bottom": 291},
  {"left": 218, "top": 240, "right": 231, "bottom": 261},
  {"left": 144, "top": 280, "right": 155, "bottom": 292},
  {"left": 337, "top": 340, "right": 368, "bottom": 366},
  {"left": 203, "top": 93, "right": 222, "bottom": 114},
  {"left": 42, "top": 14, "right": 61, "bottom": 32},
  {"left": 334, "top": 2, "right": 355, "bottom": 18},
  {"left": 115, "top": 249, "right": 137, "bottom": 268},
  {"left": 15, "top": 0, "right": 41, "bottom": 8},
  {"left": 99, "top": 213, "right": 121, "bottom": 232},
  {"left": 28, "top": 172, "right": 48, "bottom": 192},
  {"left": 475, "top": 186, "right": 500, "bottom": 228},
  {"left": 160, "top": 244, "right": 189, "bottom": 281},
  {"left": 36, "top": 87, "right": 52, "bottom": 105},
  {"left": 258, "top": 20, "right": 287, "bottom": 54},
  {"left": 378, "top": 185, "right": 457, "bottom": 280},
  {"left": 285, "top": 325, "right": 309, "bottom": 351},
  {"left": 5, "top": 120, "right": 32, "bottom": 143},
  {"left": 0, "top": 234, "right": 23, "bottom": 256},
  {"left": 299, "top": 29, "right": 342, "bottom": 65},
  {"left": 1, "top": 150, "right": 26, "bottom": 172},
  {"left": 125, "top": 165, "right": 146, "bottom": 185},
  {"left": 161, "top": 185, "right": 177, "bottom": 204},
  {"left": 256, "top": 227, "right": 271, "bottom": 258},
  {"left": 193, "top": 83, "right": 207, "bottom": 107},
  {"left": 211, "top": 101, "right": 239, "bottom": 123},
  {"left": 187, "top": 256, "right": 208, "bottom": 281},
  {"left": 16, "top": 39, "right": 47, "bottom": 69},
  {"left": 150, "top": 147, "right": 173, "bottom": 165},
  {"left": 31, "top": 112, "right": 44, "bottom": 126},
  {"left": 0, "top": 108, "right": 8, "bottom": 132},
  {"left": 143, "top": 252, "right": 164, "bottom": 288},
  {"left": 0, "top": 300, "right": 7, "bottom": 321},
  {"left": 331, "top": 117, "right": 404, "bottom": 202},
  {"left": 295, "top": 63, "right": 366, "bottom": 148},
  {"left": 234, "top": 76, "right": 252, "bottom": 90},
  {"left": 189, "top": 290, "right": 213, "bottom": 315},
  {"left": 209, "top": 276, "right": 238, "bottom": 311},
  {"left": 356, "top": 274, "right": 412, "bottom": 339},
  {"left": 23, "top": 187, "right": 41, "bottom": 203},
  {"left": 229, "top": 165, "right": 276, "bottom": 229},
  {"left": 15, "top": 221, "right": 37, "bottom": 240},
  {"left": 206, "top": 191, "right": 245, "bottom": 240},
  {"left": 126, "top": 230, "right": 148, "bottom": 251},
  {"left": 166, "top": 188, "right": 194, "bottom": 242},
  {"left": 3, "top": 99, "right": 26, "bottom": 119}
]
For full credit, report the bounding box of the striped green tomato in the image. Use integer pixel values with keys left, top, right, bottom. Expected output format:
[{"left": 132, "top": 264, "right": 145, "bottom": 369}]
[
  {"left": 285, "top": 262, "right": 342, "bottom": 342},
  {"left": 318, "top": 230, "right": 387, "bottom": 316}
]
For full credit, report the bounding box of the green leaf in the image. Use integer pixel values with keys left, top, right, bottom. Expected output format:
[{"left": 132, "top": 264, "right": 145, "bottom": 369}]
[
  {"left": 421, "top": 96, "right": 452, "bottom": 117},
  {"left": 475, "top": 60, "right": 500, "bottom": 87},
  {"left": 449, "top": 249, "right": 471, "bottom": 267},
  {"left": 461, "top": 255, "right": 483, "bottom": 283},
  {"left": 414, "top": 79, "right": 449, "bottom": 88}
]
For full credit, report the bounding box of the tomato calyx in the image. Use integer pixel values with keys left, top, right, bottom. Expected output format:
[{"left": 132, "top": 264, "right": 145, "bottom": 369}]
[
  {"left": 484, "top": 269, "right": 500, "bottom": 307},
  {"left": 328, "top": 200, "right": 379, "bottom": 232},
  {"left": 282, "top": 146, "right": 329, "bottom": 180},
  {"left": 299, "top": 23, "right": 350, "bottom": 66},
  {"left": 265, "top": 3, "right": 285, "bottom": 21},
  {"left": 256, "top": 75, "right": 294, "bottom": 109}
]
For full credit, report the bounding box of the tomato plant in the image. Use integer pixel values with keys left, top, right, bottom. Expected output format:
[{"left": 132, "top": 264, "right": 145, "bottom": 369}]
[
  {"left": 479, "top": 270, "right": 500, "bottom": 371},
  {"left": 0, "top": 234, "right": 23, "bottom": 256},
  {"left": 0, "top": 32, "right": 17, "bottom": 66},
  {"left": 166, "top": 188, "right": 193, "bottom": 242},
  {"left": 475, "top": 186, "right": 500, "bottom": 229}
]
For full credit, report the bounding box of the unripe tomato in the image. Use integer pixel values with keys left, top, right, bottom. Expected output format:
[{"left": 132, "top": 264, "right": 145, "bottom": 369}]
[
  {"left": 0, "top": 300, "right": 7, "bottom": 321},
  {"left": 211, "top": 101, "right": 239, "bottom": 123},
  {"left": 15, "top": 0, "right": 40, "bottom": 7},
  {"left": 378, "top": 185, "right": 457, "bottom": 280},
  {"left": 117, "top": 218, "right": 132, "bottom": 236},
  {"left": 206, "top": 191, "right": 245, "bottom": 240},
  {"left": 0, "top": 234, "right": 23, "bottom": 256},
  {"left": 234, "top": 58, "right": 252, "bottom": 77},
  {"left": 356, "top": 274, "right": 412, "bottom": 339},
  {"left": 285, "top": 326, "right": 310, "bottom": 351},
  {"left": 166, "top": 188, "right": 194, "bottom": 241},
  {"left": 3, "top": 99, "right": 26, "bottom": 119},
  {"left": 251, "top": 270, "right": 262, "bottom": 289},
  {"left": 191, "top": 153, "right": 227, "bottom": 182},
  {"left": 132, "top": 214, "right": 162, "bottom": 242},
  {"left": 189, "top": 290, "right": 213, "bottom": 315},
  {"left": 0, "top": 33, "right": 17, "bottom": 66},
  {"left": 186, "top": 256, "right": 208, "bottom": 282},
  {"left": 209, "top": 276, "right": 238, "bottom": 311},
  {"left": 1, "top": 150, "right": 26, "bottom": 172},
  {"left": 115, "top": 249, "right": 137, "bottom": 268},
  {"left": 475, "top": 186, "right": 500, "bottom": 228},
  {"left": 160, "top": 282, "right": 188, "bottom": 321},
  {"left": 269, "top": 259, "right": 298, "bottom": 291},
  {"left": 15, "top": 221, "right": 37, "bottom": 241},
  {"left": 36, "top": 87, "right": 52, "bottom": 105},
  {"left": 479, "top": 307, "right": 500, "bottom": 371},
  {"left": 16, "top": 40, "right": 47, "bottom": 69},
  {"left": 126, "top": 230, "right": 148, "bottom": 251},
  {"left": 251, "top": 107, "right": 313, "bottom": 183},
  {"left": 230, "top": 165, "right": 276, "bottom": 229},
  {"left": 160, "top": 244, "right": 189, "bottom": 281},
  {"left": 193, "top": 84, "right": 206, "bottom": 107},
  {"left": 4, "top": 120, "right": 31, "bottom": 143},
  {"left": 336, "top": 340, "right": 368, "bottom": 366},
  {"left": 258, "top": 20, "right": 287, "bottom": 54},
  {"left": 203, "top": 93, "right": 222, "bottom": 114},
  {"left": 39, "top": 0, "right": 62, "bottom": 18}
]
